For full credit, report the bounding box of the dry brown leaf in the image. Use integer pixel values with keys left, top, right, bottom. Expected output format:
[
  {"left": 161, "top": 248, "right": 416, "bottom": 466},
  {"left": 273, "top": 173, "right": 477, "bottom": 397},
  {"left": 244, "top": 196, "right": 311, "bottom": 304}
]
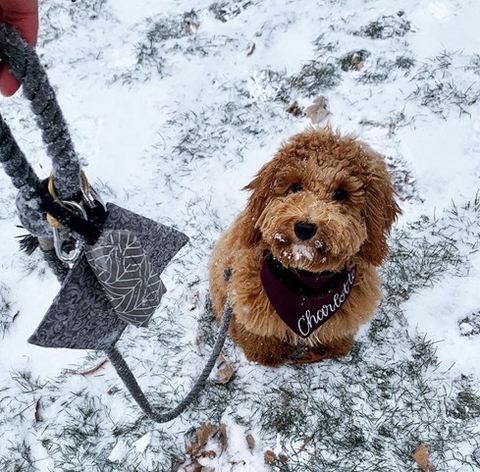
[
  {"left": 246, "top": 434, "right": 255, "bottom": 452},
  {"left": 190, "top": 291, "right": 201, "bottom": 311},
  {"left": 213, "top": 355, "right": 235, "bottom": 385},
  {"left": 286, "top": 101, "right": 303, "bottom": 117},
  {"left": 264, "top": 450, "right": 276, "bottom": 464},
  {"left": 187, "top": 422, "right": 218, "bottom": 456},
  {"left": 196, "top": 422, "right": 218, "bottom": 446},
  {"left": 413, "top": 444, "right": 435, "bottom": 472},
  {"left": 217, "top": 363, "right": 235, "bottom": 384},
  {"left": 306, "top": 96, "right": 330, "bottom": 124},
  {"left": 185, "top": 19, "right": 200, "bottom": 34},
  {"left": 219, "top": 424, "right": 228, "bottom": 455},
  {"left": 247, "top": 42, "right": 256, "bottom": 56}
]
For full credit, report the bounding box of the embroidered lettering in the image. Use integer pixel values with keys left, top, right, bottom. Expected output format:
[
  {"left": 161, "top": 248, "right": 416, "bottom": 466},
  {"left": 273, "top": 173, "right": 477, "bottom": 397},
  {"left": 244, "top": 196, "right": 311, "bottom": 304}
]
[{"left": 297, "top": 266, "right": 356, "bottom": 337}]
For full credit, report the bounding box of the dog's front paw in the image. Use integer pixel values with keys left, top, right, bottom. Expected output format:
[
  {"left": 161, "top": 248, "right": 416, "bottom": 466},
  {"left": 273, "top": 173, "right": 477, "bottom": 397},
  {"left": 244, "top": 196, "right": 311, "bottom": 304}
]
[
  {"left": 245, "top": 342, "right": 294, "bottom": 367},
  {"left": 292, "top": 335, "right": 355, "bottom": 364},
  {"left": 292, "top": 345, "right": 330, "bottom": 365}
]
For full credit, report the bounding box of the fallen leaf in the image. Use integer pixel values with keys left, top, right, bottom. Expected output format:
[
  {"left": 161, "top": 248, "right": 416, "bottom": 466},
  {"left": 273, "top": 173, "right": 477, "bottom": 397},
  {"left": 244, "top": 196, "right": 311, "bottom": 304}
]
[
  {"left": 213, "top": 354, "right": 235, "bottom": 385},
  {"left": 187, "top": 423, "right": 218, "bottom": 456},
  {"left": 264, "top": 450, "right": 276, "bottom": 464},
  {"left": 219, "top": 424, "right": 228, "bottom": 455},
  {"left": 306, "top": 96, "right": 330, "bottom": 124},
  {"left": 246, "top": 434, "right": 255, "bottom": 452},
  {"left": 185, "top": 19, "right": 200, "bottom": 34},
  {"left": 190, "top": 292, "right": 201, "bottom": 311},
  {"left": 413, "top": 444, "right": 435, "bottom": 472},
  {"left": 286, "top": 101, "right": 303, "bottom": 117},
  {"left": 247, "top": 42, "right": 256, "bottom": 56}
]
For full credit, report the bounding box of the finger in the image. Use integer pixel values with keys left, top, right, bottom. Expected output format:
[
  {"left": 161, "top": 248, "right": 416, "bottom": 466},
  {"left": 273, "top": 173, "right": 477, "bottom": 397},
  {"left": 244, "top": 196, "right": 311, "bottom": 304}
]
[
  {"left": 0, "top": 1, "right": 38, "bottom": 95},
  {"left": 0, "top": 0, "right": 39, "bottom": 46},
  {"left": 0, "top": 63, "right": 20, "bottom": 96}
]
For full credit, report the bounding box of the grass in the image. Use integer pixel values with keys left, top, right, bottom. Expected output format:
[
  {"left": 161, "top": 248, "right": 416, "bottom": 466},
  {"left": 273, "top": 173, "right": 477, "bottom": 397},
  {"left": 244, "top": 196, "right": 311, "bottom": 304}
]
[
  {"left": 340, "top": 49, "right": 371, "bottom": 72},
  {"left": 408, "top": 50, "right": 480, "bottom": 118},
  {"left": 355, "top": 12, "right": 412, "bottom": 39},
  {"left": 209, "top": 0, "right": 254, "bottom": 23},
  {"left": 356, "top": 55, "right": 415, "bottom": 85},
  {"left": 0, "top": 284, "right": 14, "bottom": 338},
  {"left": 290, "top": 61, "right": 341, "bottom": 97},
  {"left": 40, "top": 0, "right": 110, "bottom": 45}
]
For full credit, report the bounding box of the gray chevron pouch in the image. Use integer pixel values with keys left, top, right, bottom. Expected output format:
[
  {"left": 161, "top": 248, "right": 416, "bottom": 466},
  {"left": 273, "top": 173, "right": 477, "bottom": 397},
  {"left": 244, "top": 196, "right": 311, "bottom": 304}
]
[{"left": 86, "top": 229, "right": 166, "bottom": 327}]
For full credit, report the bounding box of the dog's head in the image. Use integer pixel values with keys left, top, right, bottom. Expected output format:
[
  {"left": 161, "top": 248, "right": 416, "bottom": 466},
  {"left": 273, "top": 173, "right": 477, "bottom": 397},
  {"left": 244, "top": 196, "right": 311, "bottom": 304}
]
[{"left": 243, "top": 127, "right": 401, "bottom": 272}]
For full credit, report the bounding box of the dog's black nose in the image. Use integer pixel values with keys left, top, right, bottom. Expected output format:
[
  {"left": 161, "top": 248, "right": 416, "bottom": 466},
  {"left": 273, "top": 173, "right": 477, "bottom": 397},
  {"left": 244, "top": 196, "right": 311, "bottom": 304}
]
[{"left": 294, "top": 221, "right": 318, "bottom": 240}]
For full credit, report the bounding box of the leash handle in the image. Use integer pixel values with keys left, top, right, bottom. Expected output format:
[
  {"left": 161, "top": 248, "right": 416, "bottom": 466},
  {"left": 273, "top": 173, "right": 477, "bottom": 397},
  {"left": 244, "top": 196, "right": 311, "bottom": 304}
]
[{"left": 0, "top": 23, "right": 81, "bottom": 201}]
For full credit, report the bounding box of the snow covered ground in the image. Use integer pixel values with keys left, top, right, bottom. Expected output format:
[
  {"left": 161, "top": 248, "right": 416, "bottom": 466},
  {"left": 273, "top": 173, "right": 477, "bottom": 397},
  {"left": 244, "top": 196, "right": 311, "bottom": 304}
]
[{"left": 1, "top": 0, "right": 480, "bottom": 470}]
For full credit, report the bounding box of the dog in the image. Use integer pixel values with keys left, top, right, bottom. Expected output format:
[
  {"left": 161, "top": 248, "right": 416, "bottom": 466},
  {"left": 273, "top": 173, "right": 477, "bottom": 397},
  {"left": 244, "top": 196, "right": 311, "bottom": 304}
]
[{"left": 209, "top": 127, "right": 400, "bottom": 366}]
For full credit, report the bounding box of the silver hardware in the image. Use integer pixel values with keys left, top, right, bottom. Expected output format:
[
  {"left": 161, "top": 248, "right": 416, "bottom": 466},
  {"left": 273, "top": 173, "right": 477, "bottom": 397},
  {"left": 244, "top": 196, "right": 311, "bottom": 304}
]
[{"left": 52, "top": 201, "right": 88, "bottom": 264}]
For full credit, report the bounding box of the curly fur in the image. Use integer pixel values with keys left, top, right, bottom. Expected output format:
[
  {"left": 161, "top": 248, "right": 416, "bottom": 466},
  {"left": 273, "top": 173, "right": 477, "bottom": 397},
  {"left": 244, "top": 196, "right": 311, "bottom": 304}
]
[{"left": 209, "top": 127, "right": 401, "bottom": 366}]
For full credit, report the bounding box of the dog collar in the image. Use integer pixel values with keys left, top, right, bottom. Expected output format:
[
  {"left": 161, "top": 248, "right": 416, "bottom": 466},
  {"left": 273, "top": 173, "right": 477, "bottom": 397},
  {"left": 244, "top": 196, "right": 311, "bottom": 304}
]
[{"left": 260, "top": 252, "right": 356, "bottom": 338}]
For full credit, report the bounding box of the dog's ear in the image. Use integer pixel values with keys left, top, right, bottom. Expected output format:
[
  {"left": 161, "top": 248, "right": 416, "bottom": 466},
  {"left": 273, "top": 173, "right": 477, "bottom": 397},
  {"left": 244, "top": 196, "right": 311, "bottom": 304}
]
[
  {"left": 359, "top": 152, "right": 401, "bottom": 266},
  {"left": 241, "top": 162, "right": 276, "bottom": 247}
]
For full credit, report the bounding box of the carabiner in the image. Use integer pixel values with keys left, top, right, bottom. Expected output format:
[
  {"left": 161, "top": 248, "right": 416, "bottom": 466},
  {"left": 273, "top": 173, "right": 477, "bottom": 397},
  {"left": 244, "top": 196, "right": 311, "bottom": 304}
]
[{"left": 52, "top": 200, "right": 88, "bottom": 264}]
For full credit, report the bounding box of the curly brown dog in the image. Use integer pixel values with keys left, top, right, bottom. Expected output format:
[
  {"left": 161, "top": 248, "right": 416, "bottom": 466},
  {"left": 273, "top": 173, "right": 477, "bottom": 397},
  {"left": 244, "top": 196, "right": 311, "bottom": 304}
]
[{"left": 209, "top": 127, "right": 400, "bottom": 366}]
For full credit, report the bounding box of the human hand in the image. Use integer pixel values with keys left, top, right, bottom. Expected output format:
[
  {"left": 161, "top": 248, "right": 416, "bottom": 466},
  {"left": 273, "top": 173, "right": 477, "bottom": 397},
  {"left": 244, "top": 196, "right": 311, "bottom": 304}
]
[{"left": 0, "top": 0, "right": 38, "bottom": 96}]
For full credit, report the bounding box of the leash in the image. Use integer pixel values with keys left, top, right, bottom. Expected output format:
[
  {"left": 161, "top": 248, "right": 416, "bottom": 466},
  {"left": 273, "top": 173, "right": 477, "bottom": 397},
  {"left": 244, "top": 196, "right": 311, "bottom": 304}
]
[
  {"left": 0, "top": 23, "right": 232, "bottom": 423},
  {"left": 106, "top": 302, "right": 233, "bottom": 423}
]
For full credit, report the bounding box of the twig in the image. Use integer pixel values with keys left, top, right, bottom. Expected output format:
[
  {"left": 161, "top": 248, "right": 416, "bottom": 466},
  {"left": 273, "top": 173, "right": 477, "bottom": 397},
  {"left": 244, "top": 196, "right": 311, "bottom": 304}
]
[
  {"left": 34, "top": 399, "right": 41, "bottom": 422},
  {"left": 63, "top": 359, "right": 108, "bottom": 376}
]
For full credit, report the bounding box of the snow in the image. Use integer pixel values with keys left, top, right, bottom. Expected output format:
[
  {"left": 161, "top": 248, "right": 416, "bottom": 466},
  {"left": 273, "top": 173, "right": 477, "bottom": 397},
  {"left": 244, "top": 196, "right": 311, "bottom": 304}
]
[
  {"left": 292, "top": 244, "right": 314, "bottom": 262},
  {"left": 107, "top": 440, "right": 128, "bottom": 462},
  {"left": 132, "top": 433, "right": 152, "bottom": 454},
  {"left": 0, "top": 0, "right": 480, "bottom": 470},
  {"left": 405, "top": 250, "right": 480, "bottom": 376}
]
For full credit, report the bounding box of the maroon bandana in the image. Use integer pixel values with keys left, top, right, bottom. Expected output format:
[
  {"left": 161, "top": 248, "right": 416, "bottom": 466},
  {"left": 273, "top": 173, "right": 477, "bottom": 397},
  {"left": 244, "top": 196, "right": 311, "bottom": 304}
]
[{"left": 260, "top": 253, "right": 357, "bottom": 338}]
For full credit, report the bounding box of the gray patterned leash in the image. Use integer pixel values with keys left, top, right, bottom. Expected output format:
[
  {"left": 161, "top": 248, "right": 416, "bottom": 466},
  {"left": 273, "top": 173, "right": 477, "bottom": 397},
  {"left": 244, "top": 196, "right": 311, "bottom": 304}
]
[
  {"left": 0, "top": 23, "right": 232, "bottom": 423},
  {"left": 106, "top": 302, "right": 233, "bottom": 423}
]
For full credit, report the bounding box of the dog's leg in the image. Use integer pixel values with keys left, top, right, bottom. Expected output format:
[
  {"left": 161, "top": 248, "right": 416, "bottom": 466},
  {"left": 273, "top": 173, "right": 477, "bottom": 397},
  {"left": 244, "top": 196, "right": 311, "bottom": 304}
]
[
  {"left": 293, "top": 335, "right": 354, "bottom": 364},
  {"left": 229, "top": 315, "right": 294, "bottom": 367}
]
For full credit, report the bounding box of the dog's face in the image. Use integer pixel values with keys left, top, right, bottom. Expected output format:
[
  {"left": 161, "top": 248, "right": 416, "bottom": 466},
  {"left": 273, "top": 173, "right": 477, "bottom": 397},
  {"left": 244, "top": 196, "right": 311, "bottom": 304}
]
[{"left": 243, "top": 127, "right": 400, "bottom": 272}]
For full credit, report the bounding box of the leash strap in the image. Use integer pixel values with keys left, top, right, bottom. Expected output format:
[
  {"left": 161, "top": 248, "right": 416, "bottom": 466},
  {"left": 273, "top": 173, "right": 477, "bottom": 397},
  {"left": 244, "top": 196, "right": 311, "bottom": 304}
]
[
  {"left": 106, "top": 301, "right": 233, "bottom": 423},
  {"left": 0, "top": 24, "right": 80, "bottom": 201},
  {"left": 0, "top": 23, "right": 232, "bottom": 423}
]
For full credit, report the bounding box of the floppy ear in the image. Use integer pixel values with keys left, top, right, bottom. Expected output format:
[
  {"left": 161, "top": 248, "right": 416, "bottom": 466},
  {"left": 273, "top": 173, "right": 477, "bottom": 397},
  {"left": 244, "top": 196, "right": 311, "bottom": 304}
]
[
  {"left": 359, "top": 153, "right": 401, "bottom": 266},
  {"left": 240, "top": 161, "right": 276, "bottom": 247}
]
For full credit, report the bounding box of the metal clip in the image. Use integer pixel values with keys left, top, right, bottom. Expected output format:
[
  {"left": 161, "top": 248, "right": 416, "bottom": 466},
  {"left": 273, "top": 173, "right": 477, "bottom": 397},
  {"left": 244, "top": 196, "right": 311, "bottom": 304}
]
[{"left": 52, "top": 200, "right": 88, "bottom": 264}]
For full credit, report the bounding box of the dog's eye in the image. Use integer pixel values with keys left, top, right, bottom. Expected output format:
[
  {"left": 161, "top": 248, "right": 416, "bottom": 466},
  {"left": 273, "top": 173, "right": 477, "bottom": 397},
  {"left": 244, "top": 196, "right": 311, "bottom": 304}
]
[
  {"left": 333, "top": 188, "right": 348, "bottom": 201},
  {"left": 290, "top": 183, "right": 303, "bottom": 193}
]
